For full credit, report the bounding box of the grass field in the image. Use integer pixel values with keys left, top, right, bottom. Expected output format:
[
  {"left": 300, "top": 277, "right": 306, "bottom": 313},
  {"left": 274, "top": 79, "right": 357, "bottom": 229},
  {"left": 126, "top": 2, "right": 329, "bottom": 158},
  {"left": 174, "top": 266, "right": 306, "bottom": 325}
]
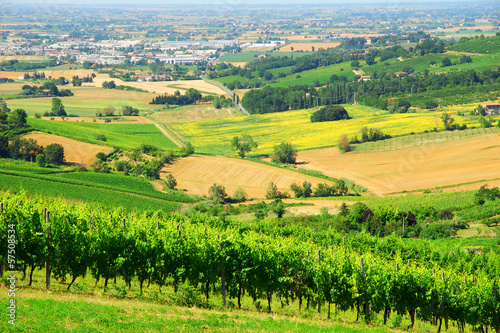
[
  {"left": 148, "top": 104, "right": 244, "bottom": 124},
  {"left": 170, "top": 104, "right": 479, "bottom": 155},
  {"left": 27, "top": 118, "right": 179, "bottom": 150},
  {"left": 0, "top": 273, "right": 400, "bottom": 333}
]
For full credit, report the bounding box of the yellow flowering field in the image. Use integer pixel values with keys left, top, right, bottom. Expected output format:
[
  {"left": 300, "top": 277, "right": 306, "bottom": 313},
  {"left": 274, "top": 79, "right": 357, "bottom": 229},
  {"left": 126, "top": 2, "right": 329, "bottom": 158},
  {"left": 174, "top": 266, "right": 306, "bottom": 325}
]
[{"left": 171, "top": 105, "right": 478, "bottom": 155}]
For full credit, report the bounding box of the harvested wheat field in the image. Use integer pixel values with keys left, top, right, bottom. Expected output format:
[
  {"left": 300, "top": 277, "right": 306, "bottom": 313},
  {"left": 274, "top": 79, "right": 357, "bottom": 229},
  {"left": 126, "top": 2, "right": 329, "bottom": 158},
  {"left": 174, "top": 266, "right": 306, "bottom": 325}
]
[
  {"left": 0, "top": 69, "right": 95, "bottom": 80},
  {"left": 24, "top": 132, "right": 111, "bottom": 166},
  {"left": 39, "top": 116, "right": 153, "bottom": 124},
  {"left": 161, "top": 155, "right": 336, "bottom": 198},
  {"left": 297, "top": 133, "right": 500, "bottom": 195},
  {"left": 279, "top": 42, "right": 341, "bottom": 52},
  {"left": 0, "top": 55, "right": 47, "bottom": 61},
  {"left": 149, "top": 105, "right": 241, "bottom": 123},
  {"left": 90, "top": 76, "right": 227, "bottom": 96}
]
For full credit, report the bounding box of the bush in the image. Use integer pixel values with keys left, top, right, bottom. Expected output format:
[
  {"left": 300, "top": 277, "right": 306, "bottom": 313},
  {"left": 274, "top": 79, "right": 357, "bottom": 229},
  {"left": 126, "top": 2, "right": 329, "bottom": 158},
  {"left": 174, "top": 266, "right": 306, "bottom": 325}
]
[
  {"left": 265, "top": 182, "right": 289, "bottom": 199},
  {"left": 167, "top": 282, "right": 210, "bottom": 309},
  {"left": 271, "top": 141, "right": 297, "bottom": 164},
  {"left": 165, "top": 174, "right": 177, "bottom": 190},
  {"left": 420, "top": 222, "right": 457, "bottom": 239},
  {"left": 208, "top": 183, "right": 227, "bottom": 203},
  {"left": 310, "top": 105, "right": 350, "bottom": 123},
  {"left": 36, "top": 154, "right": 45, "bottom": 167},
  {"left": 231, "top": 186, "right": 248, "bottom": 203},
  {"left": 338, "top": 134, "right": 352, "bottom": 152}
]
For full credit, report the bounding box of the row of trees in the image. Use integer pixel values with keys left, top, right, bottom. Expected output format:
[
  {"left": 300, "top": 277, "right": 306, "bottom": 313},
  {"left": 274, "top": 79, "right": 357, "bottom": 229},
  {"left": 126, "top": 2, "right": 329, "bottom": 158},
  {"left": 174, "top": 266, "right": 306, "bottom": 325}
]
[{"left": 150, "top": 88, "right": 202, "bottom": 106}]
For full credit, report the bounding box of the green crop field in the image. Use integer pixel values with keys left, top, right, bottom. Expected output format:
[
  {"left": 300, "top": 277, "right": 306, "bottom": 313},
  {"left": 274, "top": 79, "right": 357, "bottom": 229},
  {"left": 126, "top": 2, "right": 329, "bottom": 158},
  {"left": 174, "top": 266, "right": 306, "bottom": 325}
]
[
  {"left": 447, "top": 35, "right": 500, "bottom": 54},
  {"left": 0, "top": 172, "right": 180, "bottom": 212},
  {"left": 269, "top": 62, "right": 355, "bottom": 88},
  {"left": 27, "top": 118, "right": 179, "bottom": 150},
  {"left": 214, "top": 62, "right": 354, "bottom": 89},
  {"left": 171, "top": 104, "right": 478, "bottom": 155},
  {"left": 218, "top": 51, "right": 310, "bottom": 63}
]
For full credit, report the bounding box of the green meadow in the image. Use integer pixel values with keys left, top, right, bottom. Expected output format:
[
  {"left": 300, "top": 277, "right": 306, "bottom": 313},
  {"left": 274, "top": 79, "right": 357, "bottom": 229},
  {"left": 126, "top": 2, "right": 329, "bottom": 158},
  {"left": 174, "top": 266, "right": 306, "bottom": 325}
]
[{"left": 27, "top": 118, "right": 179, "bottom": 150}]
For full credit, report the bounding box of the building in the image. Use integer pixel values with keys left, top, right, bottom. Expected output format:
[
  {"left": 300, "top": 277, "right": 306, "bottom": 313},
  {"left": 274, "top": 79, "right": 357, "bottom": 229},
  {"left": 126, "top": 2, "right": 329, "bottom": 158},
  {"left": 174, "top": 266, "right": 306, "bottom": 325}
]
[
  {"left": 0, "top": 77, "right": 8, "bottom": 83},
  {"left": 480, "top": 102, "right": 500, "bottom": 115},
  {"left": 358, "top": 75, "right": 371, "bottom": 82}
]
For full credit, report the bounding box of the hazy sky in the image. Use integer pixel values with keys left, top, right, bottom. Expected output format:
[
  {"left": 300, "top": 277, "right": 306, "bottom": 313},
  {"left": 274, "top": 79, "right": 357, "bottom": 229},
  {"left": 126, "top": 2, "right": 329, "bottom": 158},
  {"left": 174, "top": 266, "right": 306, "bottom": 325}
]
[{"left": 4, "top": 0, "right": 467, "bottom": 4}]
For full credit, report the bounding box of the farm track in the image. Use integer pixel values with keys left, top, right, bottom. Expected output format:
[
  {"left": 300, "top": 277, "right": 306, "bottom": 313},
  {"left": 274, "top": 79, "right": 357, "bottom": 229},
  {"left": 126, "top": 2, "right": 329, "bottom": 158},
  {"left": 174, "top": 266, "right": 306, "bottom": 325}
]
[{"left": 146, "top": 117, "right": 185, "bottom": 148}]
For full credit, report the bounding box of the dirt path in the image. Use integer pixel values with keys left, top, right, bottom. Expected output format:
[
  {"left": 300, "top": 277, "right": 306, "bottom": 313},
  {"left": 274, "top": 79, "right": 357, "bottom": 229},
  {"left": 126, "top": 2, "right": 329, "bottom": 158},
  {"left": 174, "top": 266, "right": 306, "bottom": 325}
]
[{"left": 146, "top": 116, "right": 184, "bottom": 148}]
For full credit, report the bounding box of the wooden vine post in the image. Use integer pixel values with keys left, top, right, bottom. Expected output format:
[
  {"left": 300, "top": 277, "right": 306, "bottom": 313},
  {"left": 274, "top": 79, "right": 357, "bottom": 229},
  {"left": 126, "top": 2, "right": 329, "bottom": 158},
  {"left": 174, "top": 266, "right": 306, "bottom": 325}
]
[
  {"left": 218, "top": 234, "right": 226, "bottom": 307},
  {"left": 360, "top": 258, "right": 370, "bottom": 320},
  {"left": 317, "top": 250, "right": 321, "bottom": 314},
  {"left": 0, "top": 202, "right": 3, "bottom": 278},
  {"left": 46, "top": 210, "right": 51, "bottom": 290}
]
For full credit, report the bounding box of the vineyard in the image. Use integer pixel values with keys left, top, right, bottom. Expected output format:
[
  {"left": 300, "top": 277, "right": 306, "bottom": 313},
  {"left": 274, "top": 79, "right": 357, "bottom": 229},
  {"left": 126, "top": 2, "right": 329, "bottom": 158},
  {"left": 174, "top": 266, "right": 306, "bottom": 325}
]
[{"left": 1, "top": 192, "right": 499, "bottom": 332}]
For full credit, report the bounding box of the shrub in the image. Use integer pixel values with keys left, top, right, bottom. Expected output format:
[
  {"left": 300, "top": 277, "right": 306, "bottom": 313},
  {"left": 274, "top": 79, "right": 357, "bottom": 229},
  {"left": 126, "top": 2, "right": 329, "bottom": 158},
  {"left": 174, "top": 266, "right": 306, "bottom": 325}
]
[
  {"left": 232, "top": 186, "right": 248, "bottom": 203},
  {"left": 271, "top": 141, "right": 297, "bottom": 164},
  {"left": 338, "top": 134, "right": 352, "bottom": 152},
  {"left": 165, "top": 174, "right": 177, "bottom": 190},
  {"left": 36, "top": 154, "right": 45, "bottom": 167}
]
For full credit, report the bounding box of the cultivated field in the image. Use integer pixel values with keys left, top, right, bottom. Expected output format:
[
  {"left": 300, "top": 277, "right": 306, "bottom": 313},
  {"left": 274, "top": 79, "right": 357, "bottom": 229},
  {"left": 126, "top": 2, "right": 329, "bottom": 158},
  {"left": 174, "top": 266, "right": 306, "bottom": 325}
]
[
  {"left": 7, "top": 86, "right": 157, "bottom": 117},
  {"left": 171, "top": 105, "right": 482, "bottom": 155},
  {"left": 0, "top": 55, "right": 47, "bottom": 61},
  {"left": 0, "top": 69, "right": 95, "bottom": 80},
  {"left": 90, "top": 76, "right": 227, "bottom": 96},
  {"left": 23, "top": 132, "right": 111, "bottom": 166},
  {"left": 161, "top": 155, "right": 337, "bottom": 198},
  {"left": 297, "top": 133, "right": 500, "bottom": 195},
  {"left": 278, "top": 42, "right": 341, "bottom": 52},
  {"left": 148, "top": 104, "right": 243, "bottom": 123},
  {"left": 27, "top": 118, "right": 179, "bottom": 150}
]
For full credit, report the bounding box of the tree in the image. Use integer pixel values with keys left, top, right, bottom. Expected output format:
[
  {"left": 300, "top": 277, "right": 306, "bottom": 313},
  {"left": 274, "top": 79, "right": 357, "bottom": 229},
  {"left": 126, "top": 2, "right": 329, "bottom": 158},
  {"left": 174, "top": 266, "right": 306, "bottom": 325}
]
[
  {"left": 290, "top": 181, "right": 312, "bottom": 198},
  {"left": 51, "top": 98, "right": 66, "bottom": 116},
  {"left": 231, "top": 186, "right": 248, "bottom": 203},
  {"left": 208, "top": 183, "right": 227, "bottom": 203},
  {"left": 213, "top": 96, "right": 221, "bottom": 109},
  {"left": 36, "top": 154, "right": 46, "bottom": 167},
  {"left": 44, "top": 143, "right": 65, "bottom": 164},
  {"left": 424, "top": 100, "right": 438, "bottom": 110},
  {"left": 338, "top": 134, "right": 352, "bottom": 153},
  {"left": 441, "top": 112, "right": 456, "bottom": 130},
  {"left": 165, "top": 174, "right": 177, "bottom": 190},
  {"left": 231, "top": 134, "right": 258, "bottom": 158},
  {"left": 265, "top": 181, "right": 289, "bottom": 199},
  {"left": 441, "top": 57, "right": 452, "bottom": 67},
  {"left": 122, "top": 105, "right": 139, "bottom": 116},
  {"left": 311, "top": 105, "right": 350, "bottom": 122},
  {"left": 271, "top": 141, "right": 297, "bottom": 164},
  {"left": 7, "top": 108, "right": 27, "bottom": 126},
  {"left": 270, "top": 199, "right": 286, "bottom": 218},
  {"left": 0, "top": 98, "right": 10, "bottom": 112},
  {"left": 72, "top": 76, "right": 82, "bottom": 86}
]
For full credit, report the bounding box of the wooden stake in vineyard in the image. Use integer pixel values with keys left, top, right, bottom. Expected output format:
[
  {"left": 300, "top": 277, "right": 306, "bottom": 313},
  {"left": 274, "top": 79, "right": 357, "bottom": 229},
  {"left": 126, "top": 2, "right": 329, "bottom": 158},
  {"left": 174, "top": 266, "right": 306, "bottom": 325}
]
[{"left": 46, "top": 210, "right": 51, "bottom": 291}]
